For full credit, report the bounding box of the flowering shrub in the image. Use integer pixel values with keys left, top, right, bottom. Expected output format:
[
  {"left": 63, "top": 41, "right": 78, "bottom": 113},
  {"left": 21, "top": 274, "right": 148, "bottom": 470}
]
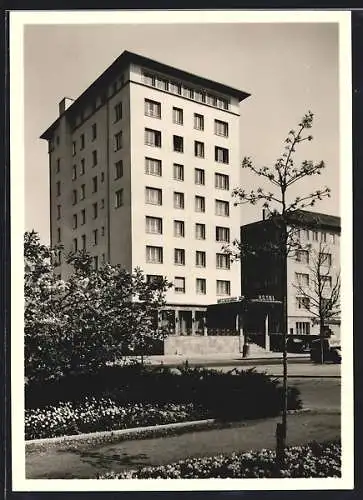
[
  {"left": 25, "top": 399, "right": 207, "bottom": 440},
  {"left": 98, "top": 440, "right": 341, "bottom": 479}
]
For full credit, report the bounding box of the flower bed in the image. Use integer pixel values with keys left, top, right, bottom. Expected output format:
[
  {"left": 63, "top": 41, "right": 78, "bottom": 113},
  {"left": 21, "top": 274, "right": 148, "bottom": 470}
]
[
  {"left": 25, "top": 399, "right": 207, "bottom": 440},
  {"left": 98, "top": 440, "right": 341, "bottom": 479}
]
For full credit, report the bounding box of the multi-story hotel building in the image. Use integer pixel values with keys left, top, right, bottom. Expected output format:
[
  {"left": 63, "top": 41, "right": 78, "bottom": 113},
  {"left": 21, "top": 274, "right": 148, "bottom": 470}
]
[
  {"left": 40, "top": 51, "right": 250, "bottom": 343},
  {"left": 239, "top": 210, "right": 341, "bottom": 350}
]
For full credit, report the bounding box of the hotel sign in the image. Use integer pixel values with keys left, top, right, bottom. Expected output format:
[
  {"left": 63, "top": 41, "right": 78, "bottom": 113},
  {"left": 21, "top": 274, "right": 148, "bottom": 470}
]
[{"left": 217, "top": 296, "right": 245, "bottom": 304}]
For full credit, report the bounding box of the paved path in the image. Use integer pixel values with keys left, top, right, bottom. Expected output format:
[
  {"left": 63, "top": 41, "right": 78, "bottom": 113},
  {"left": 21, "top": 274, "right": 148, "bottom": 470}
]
[{"left": 26, "top": 411, "right": 340, "bottom": 479}]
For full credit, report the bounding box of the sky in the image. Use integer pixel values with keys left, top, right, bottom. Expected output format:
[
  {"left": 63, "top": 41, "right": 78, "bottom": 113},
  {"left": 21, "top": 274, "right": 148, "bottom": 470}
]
[{"left": 23, "top": 18, "right": 341, "bottom": 243}]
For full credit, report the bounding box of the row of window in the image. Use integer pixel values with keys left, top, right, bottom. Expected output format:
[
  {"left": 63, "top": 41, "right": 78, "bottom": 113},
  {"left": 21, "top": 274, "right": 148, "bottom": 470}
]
[
  {"left": 145, "top": 128, "right": 229, "bottom": 163},
  {"left": 146, "top": 218, "right": 230, "bottom": 242},
  {"left": 145, "top": 99, "right": 229, "bottom": 136},
  {"left": 296, "top": 294, "right": 333, "bottom": 310},
  {"left": 56, "top": 227, "right": 105, "bottom": 248},
  {"left": 295, "top": 228, "right": 337, "bottom": 245},
  {"left": 142, "top": 71, "right": 230, "bottom": 111},
  {"left": 147, "top": 247, "right": 231, "bottom": 269},
  {"left": 148, "top": 274, "right": 231, "bottom": 296},
  {"left": 295, "top": 250, "right": 332, "bottom": 265},
  {"left": 145, "top": 187, "right": 229, "bottom": 216}
]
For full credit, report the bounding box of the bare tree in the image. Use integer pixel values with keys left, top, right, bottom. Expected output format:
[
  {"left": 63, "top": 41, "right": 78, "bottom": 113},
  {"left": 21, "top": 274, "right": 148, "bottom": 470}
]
[
  {"left": 293, "top": 241, "right": 340, "bottom": 362},
  {"left": 228, "top": 111, "right": 331, "bottom": 465}
]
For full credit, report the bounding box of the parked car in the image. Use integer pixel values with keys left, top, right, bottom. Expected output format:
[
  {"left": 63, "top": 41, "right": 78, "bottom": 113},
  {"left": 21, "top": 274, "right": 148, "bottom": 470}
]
[{"left": 310, "top": 338, "right": 341, "bottom": 364}]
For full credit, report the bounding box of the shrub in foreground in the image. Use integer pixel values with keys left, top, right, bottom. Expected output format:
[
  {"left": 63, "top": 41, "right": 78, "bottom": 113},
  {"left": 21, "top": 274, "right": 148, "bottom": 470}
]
[
  {"left": 98, "top": 440, "right": 341, "bottom": 479},
  {"left": 25, "top": 399, "right": 206, "bottom": 440}
]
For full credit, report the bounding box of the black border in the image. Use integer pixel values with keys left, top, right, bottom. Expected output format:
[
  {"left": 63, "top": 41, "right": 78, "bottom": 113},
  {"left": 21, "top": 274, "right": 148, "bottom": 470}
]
[{"left": 2, "top": 4, "right": 362, "bottom": 500}]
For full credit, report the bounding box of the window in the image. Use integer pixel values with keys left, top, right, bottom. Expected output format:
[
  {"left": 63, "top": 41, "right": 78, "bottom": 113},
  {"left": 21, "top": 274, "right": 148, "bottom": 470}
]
[
  {"left": 81, "top": 234, "right": 86, "bottom": 250},
  {"left": 321, "top": 232, "right": 327, "bottom": 242},
  {"left": 295, "top": 273, "right": 309, "bottom": 286},
  {"left": 114, "top": 131, "right": 123, "bottom": 151},
  {"left": 217, "top": 97, "right": 229, "bottom": 110},
  {"left": 80, "top": 134, "right": 85, "bottom": 150},
  {"left": 146, "top": 216, "right": 163, "bottom": 234},
  {"left": 145, "top": 128, "right": 162, "bottom": 147},
  {"left": 56, "top": 205, "right": 61, "bottom": 220},
  {"left": 57, "top": 227, "right": 61, "bottom": 243},
  {"left": 93, "top": 256, "right": 99, "bottom": 270},
  {"left": 331, "top": 233, "right": 336, "bottom": 244},
  {"left": 297, "top": 296, "right": 310, "bottom": 309},
  {"left": 215, "top": 173, "right": 229, "bottom": 190},
  {"left": 92, "top": 150, "right": 98, "bottom": 166},
  {"left": 296, "top": 322, "right": 310, "bottom": 335},
  {"left": 320, "top": 253, "right": 332, "bottom": 266},
  {"left": 81, "top": 209, "right": 86, "bottom": 225},
  {"left": 101, "top": 226, "right": 105, "bottom": 237},
  {"left": 215, "top": 199, "right": 229, "bottom": 216},
  {"left": 312, "top": 231, "right": 319, "bottom": 241},
  {"left": 206, "top": 94, "right": 216, "bottom": 106},
  {"left": 217, "top": 280, "right": 230, "bottom": 296},
  {"left": 115, "top": 188, "right": 124, "bottom": 208},
  {"left": 100, "top": 199, "right": 105, "bottom": 209},
  {"left": 174, "top": 220, "right": 185, "bottom": 237},
  {"left": 305, "top": 229, "right": 310, "bottom": 240},
  {"left": 145, "top": 157, "right": 162, "bottom": 176},
  {"left": 92, "top": 123, "right": 97, "bottom": 141},
  {"left": 101, "top": 172, "right": 105, "bottom": 183},
  {"left": 73, "top": 238, "right": 78, "bottom": 252},
  {"left": 173, "top": 163, "right": 184, "bottom": 181},
  {"left": 92, "top": 176, "right": 98, "bottom": 193},
  {"left": 216, "top": 253, "right": 230, "bottom": 269},
  {"left": 145, "top": 187, "right": 162, "bottom": 205},
  {"left": 296, "top": 250, "right": 309, "bottom": 264},
  {"left": 174, "top": 192, "right": 184, "bottom": 209},
  {"left": 72, "top": 141, "right": 76, "bottom": 156},
  {"left": 93, "top": 202, "right": 98, "bottom": 219},
  {"left": 195, "top": 141, "right": 205, "bottom": 158},
  {"left": 174, "top": 277, "right": 185, "bottom": 293},
  {"left": 80, "top": 158, "right": 85, "bottom": 175},
  {"left": 196, "top": 278, "right": 206, "bottom": 295},
  {"left": 194, "top": 113, "right": 204, "bottom": 131},
  {"left": 194, "top": 90, "right": 205, "bottom": 103},
  {"left": 102, "top": 253, "right": 106, "bottom": 264},
  {"left": 93, "top": 229, "right": 98, "bottom": 246},
  {"left": 156, "top": 77, "right": 168, "bottom": 90},
  {"left": 72, "top": 214, "right": 78, "bottom": 229},
  {"left": 195, "top": 223, "right": 206, "bottom": 240},
  {"left": 195, "top": 168, "right": 205, "bottom": 185},
  {"left": 169, "top": 81, "right": 181, "bottom": 94},
  {"left": 80, "top": 184, "right": 85, "bottom": 200},
  {"left": 115, "top": 160, "right": 123, "bottom": 179},
  {"left": 142, "top": 72, "right": 155, "bottom": 86},
  {"left": 196, "top": 251, "right": 206, "bottom": 267},
  {"left": 114, "top": 102, "right": 123, "bottom": 122},
  {"left": 56, "top": 158, "right": 61, "bottom": 173},
  {"left": 321, "top": 275, "right": 332, "bottom": 287},
  {"left": 147, "top": 274, "right": 163, "bottom": 284},
  {"left": 56, "top": 181, "right": 61, "bottom": 197},
  {"left": 321, "top": 298, "right": 333, "bottom": 311},
  {"left": 182, "top": 86, "right": 193, "bottom": 99},
  {"left": 146, "top": 246, "right": 163, "bottom": 264},
  {"left": 144, "top": 99, "right": 161, "bottom": 118},
  {"left": 172, "top": 107, "right": 183, "bottom": 125},
  {"left": 215, "top": 146, "right": 229, "bottom": 164},
  {"left": 173, "top": 135, "right": 184, "bottom": 153},
  {"left": 72, "top": 165, "right": 77, "bottom": 181},
  {"left": 72, "top": 189, "right": 77, "bottom": 205},
  {"left": 195, "top": 196, "right": 205, "bottom": 213},
  {"left": 174, "top": 248, "right": 185, "bottom": 265},
  {"left": 215, "top": 119, "right": 229, "bottom": 137}
]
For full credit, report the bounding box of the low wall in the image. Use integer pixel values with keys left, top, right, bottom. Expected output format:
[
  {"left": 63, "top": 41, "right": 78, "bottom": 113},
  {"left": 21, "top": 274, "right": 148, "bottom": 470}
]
[{"left": 164, "top": 336, "right": 242, "bottom": 356}]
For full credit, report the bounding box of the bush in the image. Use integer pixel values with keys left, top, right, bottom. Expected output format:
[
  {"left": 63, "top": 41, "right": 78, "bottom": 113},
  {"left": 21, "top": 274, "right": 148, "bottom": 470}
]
[
  {"left": 25, "top": 399, "right": 207, "bottom": 440},
  {"left": 98, "top": 440, "right": 341, "bottom": 479}
]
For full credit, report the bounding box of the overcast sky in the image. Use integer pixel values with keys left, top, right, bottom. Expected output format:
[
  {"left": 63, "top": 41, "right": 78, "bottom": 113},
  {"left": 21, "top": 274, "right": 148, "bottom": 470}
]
[{"left": 23, "top": 20, "right": 340, "bottom": 243}]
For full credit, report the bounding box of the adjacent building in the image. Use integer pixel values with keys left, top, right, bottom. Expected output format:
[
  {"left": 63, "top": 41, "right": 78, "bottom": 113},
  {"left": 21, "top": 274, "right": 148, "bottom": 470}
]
[
  {"left": 40, "top": 51, "right": 250, "bottom": 348},
  {"left": 240, "top": 210, "right": 341, "bottom": 350}
]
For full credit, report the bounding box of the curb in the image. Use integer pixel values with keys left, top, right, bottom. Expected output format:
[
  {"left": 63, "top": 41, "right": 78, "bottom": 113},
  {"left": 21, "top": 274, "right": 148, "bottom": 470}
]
[{"left": 25, "top": 407, "right": 338, "bottom": 451}]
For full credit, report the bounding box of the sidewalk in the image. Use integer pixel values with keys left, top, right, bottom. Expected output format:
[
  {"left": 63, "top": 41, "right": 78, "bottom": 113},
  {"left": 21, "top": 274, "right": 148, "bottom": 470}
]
[
  {"left": 146, "top": 352, "right": 310, "bottom": 366},
  {"left": 26, "top": 410, "right": 340, "bottom": 479}
]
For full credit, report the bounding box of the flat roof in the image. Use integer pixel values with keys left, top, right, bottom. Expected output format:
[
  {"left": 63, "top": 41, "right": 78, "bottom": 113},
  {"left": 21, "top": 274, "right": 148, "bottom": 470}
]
[
  {"left": 40, "top": 50, "right": 251, "bottom": 140},
  {"left": 241, "top": 210, "right": 341, "bottom": 232}
]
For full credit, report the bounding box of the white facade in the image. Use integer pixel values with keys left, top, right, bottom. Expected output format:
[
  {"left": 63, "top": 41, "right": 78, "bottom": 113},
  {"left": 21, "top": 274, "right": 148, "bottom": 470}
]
[{"left": 42, "top": 52, "right": 249, "bottom": 335}]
